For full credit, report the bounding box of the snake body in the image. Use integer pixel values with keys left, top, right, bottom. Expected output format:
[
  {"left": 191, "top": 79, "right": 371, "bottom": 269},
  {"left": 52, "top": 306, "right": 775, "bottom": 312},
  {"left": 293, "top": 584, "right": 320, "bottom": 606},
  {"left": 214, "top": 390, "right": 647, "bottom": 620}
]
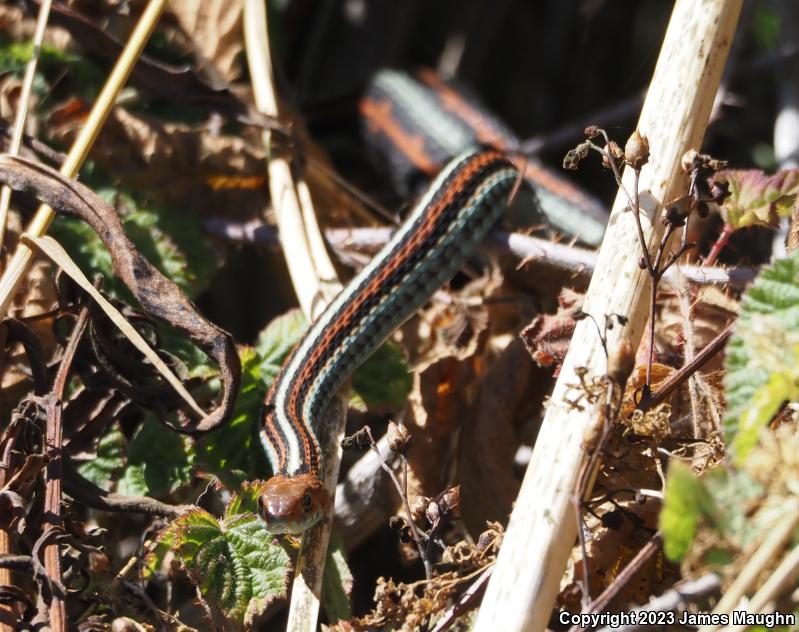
[{"left": 256, "top": 150, "right": 522, "bottom": 533}]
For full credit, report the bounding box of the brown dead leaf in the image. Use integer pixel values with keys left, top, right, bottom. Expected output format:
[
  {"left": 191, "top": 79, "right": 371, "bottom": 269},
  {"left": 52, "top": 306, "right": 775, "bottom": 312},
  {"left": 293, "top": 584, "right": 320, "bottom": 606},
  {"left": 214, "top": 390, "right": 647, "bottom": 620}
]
[
  {"left": 520, "top": 287, "right": 584, "bottom": 375},
  {"left": 168, "top": 0, "right": 244, "bottom": 84},
  {"left": 51, "top": 106, "right": 267, "bottom": 220},
  {"left": 459, "top": 337, "right": 546, "bottom": 535}
]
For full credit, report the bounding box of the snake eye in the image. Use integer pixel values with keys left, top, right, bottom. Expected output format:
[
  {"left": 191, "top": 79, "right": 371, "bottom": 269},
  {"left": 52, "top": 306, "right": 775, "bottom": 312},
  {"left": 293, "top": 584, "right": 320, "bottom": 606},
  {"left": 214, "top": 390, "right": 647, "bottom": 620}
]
[{"left": 302, "top": 493, "right": 313, "bottom": 512}]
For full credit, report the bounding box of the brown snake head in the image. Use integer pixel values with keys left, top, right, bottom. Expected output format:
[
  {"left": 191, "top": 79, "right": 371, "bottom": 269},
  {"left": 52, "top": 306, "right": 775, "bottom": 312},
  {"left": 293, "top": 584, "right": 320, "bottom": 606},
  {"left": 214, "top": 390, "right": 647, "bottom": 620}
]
[{"left": 256, "top": 474, "right": 331, "bottom": 534}]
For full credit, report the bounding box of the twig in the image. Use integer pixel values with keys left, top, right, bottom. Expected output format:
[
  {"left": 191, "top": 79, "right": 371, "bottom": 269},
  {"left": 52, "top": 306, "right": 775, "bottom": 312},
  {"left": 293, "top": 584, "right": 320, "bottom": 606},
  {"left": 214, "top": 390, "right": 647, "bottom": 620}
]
[
  {"left": 429, "top": 566, "right": 494, "bottom": 632},
  {"left": 569, "top": 532, "right": 663, "bottom": 632},
  {"left": 0, "top": 0, "right": 168, "bottom": 320},
  {"left": 41, "top": 284, "right": 92, "bottom": 632},
  {"left": 594, "top": 574, "right": 721, "bottom": 632},
  {"left": 638, "top": 324, "right": 732, "bottom": 412},
  {"left": 362, "top": 426, "right": 432, "bottom": 579},
  {"left": 0, "top": 0, "right": 53, "bottom": 253},
  {"left": 333, "top": 433, "right": 399, "bottom": 550},
  {"left": 61, "top": 458, "right": 189, "bottom": 519},
  {"left": 202, "top": 220, "right": 759, "bottom": 290},
  {"left": 473, "top": 3, "right": 742, "bottom": 630}
]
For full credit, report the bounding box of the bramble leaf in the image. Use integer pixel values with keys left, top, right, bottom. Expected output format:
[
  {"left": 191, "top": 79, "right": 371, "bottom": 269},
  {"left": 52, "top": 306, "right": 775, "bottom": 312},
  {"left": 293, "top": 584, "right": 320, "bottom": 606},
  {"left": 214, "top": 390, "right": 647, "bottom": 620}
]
[
  {"left": 118, "top": 417, "right": 194, "bottom": 497},
  {"left": 149, "top": 504, "right": 291, "bottom": 627},
  {"left": 255, "top": 309, "right": 307, "bottom": 384},
  {"left": 716, "top": 169, "right": 799, "bottom": 230},
  {"left": 724, "top": 252, "right": 799, "bottom": 461},
  {"left": 195, "top": 348, "right": 271, "bottom": 484},
  {"left": 77, "top": 427, "right": 125, "bottom": 489},
  {"left": 353, "top": 340, "right": 412, "bottom": 412}
]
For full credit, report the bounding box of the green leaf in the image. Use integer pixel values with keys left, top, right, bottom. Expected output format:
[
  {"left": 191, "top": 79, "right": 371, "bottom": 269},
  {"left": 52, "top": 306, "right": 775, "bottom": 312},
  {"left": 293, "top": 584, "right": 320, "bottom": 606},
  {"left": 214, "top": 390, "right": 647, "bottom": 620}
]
[
  {"left": 255, "top": 309, "right": 307, "bottom": 383},
  {"left": 660, "top": 462, "right": 713, "bottom": 561},
  {"left": 322, "top": 534, "right": 353, "bottom": 623},
  {"left": 716, "top": 169, "right": 799, "bottom": 230},
  {"left": 77, "top": 427, "right": 125, "bottom": 489},
  {"left": 724, "top": 252, "right": 799, "bottom": 461},
  {"left": 702, "top": 468, "right": 763, "bottom": 545},
  {"left": 151, "top": 505, "right": 291, "bottom": 626},
  {"left": 733, "top": 373, "right": 793, "bottom": 461},
  {"left": 353, "top": 341, "right": 412, "bottom": 412},
  {"left": 50, "top": 188, "right": 216, "bottom": 299},
  {"left": 119, "top": 418, "right": 194, "bottom": 497},
  {"left": 662, "top": 462, "right": 766, "bottom": 563},
  {"left": 224, "top": 480, "right": 263, "bottom": 518},
  {"left": 195, "top": 348, "right": 271, "bottom": 484}
]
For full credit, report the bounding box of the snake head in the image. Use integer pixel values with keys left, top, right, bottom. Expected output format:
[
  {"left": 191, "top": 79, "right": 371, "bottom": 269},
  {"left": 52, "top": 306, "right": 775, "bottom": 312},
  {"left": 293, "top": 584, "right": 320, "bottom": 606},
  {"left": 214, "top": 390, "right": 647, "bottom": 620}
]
[{"left": 256, "top": 473, "right": 331, "bottom": 534}]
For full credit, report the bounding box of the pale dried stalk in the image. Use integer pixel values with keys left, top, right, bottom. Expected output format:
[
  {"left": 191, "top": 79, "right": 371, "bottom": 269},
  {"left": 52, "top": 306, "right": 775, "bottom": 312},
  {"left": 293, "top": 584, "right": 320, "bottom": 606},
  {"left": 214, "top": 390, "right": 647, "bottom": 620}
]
[
  {"left": 243, "top": 1, "right": 346, "bottom": 630},
  {"left": 0, "top": 0, "right": 53, "bottom": 252},
  {"left": 699, "top": 503, "right": 799, "bottom": 632},
  {"left": 725, "top": 540, "right": 799, "bottom": 632},
  {"left": 0, "top": 0, "right": 168, "bottom": 319},
  {"left": 473, "top": 2, "right": 743, "bottom": 630}
]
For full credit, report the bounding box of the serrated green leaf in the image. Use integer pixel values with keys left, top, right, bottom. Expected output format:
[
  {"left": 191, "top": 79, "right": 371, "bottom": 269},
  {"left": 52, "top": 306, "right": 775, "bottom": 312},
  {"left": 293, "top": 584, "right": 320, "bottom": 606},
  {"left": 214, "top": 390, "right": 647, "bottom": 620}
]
[
  {"left": 196, "top": 348, "right": 271, "bottom": 484},
  {"left": 77, "top": 427, "right": 125, "bottom": 489},
  {"left": 716, "top": 169, "right": 799, "bottom": 230},
  {"left": 702, "top": 468, "right": 763, "bottom": 544},
  {"left": 224, "top": 481, "right": 263, "bottom": 519},
  {"left": 153, "top": 508, "right": 291, "bottom": 626},
  {"left": 660, "top": 462, "right": 713, "bottom": 561},
  {"left": 255, "top": 309, "right": 307, "bottom": 383},
  {"left": 724, "top": 252, "right": 799, "bottom": 461},
  {"left": 119, "top": 418, "right": 194, "bottom": 497}
]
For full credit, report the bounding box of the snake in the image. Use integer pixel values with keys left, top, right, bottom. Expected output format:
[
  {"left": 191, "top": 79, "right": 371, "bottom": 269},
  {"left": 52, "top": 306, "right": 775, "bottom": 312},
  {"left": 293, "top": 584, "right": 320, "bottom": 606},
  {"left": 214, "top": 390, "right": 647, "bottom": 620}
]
[{"left": 256, "top": 149, "right": 524, "bottom": 533}]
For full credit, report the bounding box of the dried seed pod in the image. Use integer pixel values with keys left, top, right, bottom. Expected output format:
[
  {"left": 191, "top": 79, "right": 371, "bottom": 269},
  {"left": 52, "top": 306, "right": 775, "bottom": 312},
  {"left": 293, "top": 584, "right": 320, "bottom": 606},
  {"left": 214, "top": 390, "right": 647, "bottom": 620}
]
[
  {"left": 425, "top": 501, "right": 441, "bottom": 526},
  {"left": 664, "top": 196, "right": 691, "bottom": 227},
  {"left": 341, "top": 426, "right": 371, "bottom": 450},
  {"left": 410, "top": 496, "right": 430, "bottom": 524},
  {"left": 601, "top": 140, "right": 623, "bottom": 169},
  {"left": 387, "top": 420, "right": 411, "bottom": 454},
  {"left": 608, "top": 339, "right": 635, "bottom": 392},
  {"left": 681, "top": 148, "right": 699, "bottom": 173},
  {"left": 624, "top": 130, "right": 650, "bottom": 170},
  {"left": 437, "top": 485, "right": 461, "bottom": 521}
]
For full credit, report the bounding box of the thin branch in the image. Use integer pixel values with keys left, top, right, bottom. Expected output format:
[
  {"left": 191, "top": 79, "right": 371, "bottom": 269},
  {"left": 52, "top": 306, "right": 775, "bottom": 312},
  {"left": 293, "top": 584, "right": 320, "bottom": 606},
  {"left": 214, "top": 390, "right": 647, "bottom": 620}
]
[
  {"left": 0, "top": 0, "right": 53, "bottom": 252},
  {"left": 202, "top": 220, "right": 759, "bottom": 290},
  {"left": 363, "top": 426, "right": 432, "bottom": 579}
]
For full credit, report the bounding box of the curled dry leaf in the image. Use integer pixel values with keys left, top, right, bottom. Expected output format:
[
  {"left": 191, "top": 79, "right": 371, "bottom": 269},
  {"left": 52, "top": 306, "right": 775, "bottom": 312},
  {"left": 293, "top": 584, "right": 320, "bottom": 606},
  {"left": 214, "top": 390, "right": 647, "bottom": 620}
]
[
  {"left": 168, "top": 0, "right": 244, "bottom": 84},
  {"left": 715, "top": 168, "right": 799, "bottom": 230},
  {"left": 520, "top": 287, "right": 584, "bottom": 375},
  {"left": 0, "top": 155, "right": 241, "bottom": 434}
]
